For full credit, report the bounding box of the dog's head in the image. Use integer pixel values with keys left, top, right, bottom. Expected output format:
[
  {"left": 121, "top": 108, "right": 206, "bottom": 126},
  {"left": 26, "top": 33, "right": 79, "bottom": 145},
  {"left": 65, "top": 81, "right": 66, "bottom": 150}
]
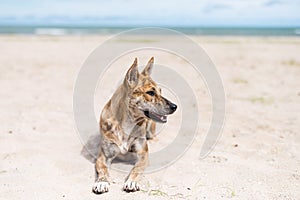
[{"left": 123, "top": 57, "right": 177, "bottom": 123}]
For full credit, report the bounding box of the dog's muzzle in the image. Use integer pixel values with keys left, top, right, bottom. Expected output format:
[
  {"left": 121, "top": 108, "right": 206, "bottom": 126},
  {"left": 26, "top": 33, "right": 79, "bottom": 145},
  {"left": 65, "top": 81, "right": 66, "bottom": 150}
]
[{"left": 143, "top": 102, "right": 177, "bottom": 123}]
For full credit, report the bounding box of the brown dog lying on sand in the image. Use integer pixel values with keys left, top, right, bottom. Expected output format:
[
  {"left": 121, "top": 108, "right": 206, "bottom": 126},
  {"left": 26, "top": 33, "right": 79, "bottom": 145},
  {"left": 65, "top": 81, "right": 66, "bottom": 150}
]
[{"left": 92, "top": 57, "right": 177, "bottom": 194}]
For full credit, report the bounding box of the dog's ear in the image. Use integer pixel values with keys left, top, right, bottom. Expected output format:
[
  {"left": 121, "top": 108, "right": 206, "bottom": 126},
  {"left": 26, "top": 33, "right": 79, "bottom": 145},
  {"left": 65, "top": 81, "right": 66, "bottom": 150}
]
[
  {"left": 141, "top": 57, "right": 154, "bottom": 76},
  {"left": 125, "top": 58, "right": 139, "bottom": 87}
]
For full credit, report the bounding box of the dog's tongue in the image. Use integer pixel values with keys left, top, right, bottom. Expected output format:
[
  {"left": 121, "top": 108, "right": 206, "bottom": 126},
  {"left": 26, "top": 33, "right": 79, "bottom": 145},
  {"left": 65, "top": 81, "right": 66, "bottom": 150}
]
[{"left": 160, "top": 115, "right": 167, "bottom": 121}]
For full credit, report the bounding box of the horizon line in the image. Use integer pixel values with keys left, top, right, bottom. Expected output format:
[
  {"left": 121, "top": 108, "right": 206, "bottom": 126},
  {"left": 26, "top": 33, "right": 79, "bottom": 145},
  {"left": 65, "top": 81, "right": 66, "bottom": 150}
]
[{"left": 0, "top": 24, "right": 300, "bottom": 28}]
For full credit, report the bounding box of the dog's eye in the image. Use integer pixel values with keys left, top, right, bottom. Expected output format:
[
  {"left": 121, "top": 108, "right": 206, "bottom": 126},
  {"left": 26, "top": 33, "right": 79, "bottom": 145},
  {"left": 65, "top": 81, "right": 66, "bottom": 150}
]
[{"left": 146, "top": 91, "right": 155, "bottom": 96}]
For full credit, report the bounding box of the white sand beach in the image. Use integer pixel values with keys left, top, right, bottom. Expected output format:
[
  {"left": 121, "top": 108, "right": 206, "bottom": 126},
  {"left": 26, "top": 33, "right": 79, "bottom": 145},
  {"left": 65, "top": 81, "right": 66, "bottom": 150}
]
[{"left": 0, "top": 35, "right": 299, "bottom": 200}]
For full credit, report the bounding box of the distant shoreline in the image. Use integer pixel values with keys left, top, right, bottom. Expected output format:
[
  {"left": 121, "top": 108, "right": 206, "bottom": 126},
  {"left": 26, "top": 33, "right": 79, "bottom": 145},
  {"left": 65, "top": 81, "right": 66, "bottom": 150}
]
[{"left": 0, "top": 26, "right": 299, "bottom": 36}]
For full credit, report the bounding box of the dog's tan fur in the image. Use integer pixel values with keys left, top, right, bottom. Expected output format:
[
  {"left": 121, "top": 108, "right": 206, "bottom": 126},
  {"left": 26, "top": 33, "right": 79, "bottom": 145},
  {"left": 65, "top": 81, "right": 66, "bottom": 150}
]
[{"left": 92, "top": 57, "right": 177, "bottom": 194}]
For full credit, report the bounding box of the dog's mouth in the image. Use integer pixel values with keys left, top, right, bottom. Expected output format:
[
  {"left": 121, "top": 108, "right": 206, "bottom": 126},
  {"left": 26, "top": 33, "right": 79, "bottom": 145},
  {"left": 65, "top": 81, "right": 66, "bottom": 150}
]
[{"left": 144, "top": 110, "right": 167, "bottom": 123}]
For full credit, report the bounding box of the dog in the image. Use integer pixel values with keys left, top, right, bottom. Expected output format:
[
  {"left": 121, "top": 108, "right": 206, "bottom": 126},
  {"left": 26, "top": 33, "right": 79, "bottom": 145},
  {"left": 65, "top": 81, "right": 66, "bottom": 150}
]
[{"left": 92, "top": 57, "right": 177, "bottom": 194}]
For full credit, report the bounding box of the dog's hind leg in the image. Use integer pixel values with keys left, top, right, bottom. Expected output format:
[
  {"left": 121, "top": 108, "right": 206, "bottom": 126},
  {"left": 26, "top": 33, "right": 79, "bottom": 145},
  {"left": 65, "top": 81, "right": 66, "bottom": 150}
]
[{"left": 123, "top": 139, "right": 148, "bottom": 192}]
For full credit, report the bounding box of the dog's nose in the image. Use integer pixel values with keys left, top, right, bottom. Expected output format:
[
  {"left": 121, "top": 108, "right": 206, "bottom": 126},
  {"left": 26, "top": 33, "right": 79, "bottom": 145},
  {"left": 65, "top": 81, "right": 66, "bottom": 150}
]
[{"left": 170, "top": 103, "right": 177, "bottom": 112}]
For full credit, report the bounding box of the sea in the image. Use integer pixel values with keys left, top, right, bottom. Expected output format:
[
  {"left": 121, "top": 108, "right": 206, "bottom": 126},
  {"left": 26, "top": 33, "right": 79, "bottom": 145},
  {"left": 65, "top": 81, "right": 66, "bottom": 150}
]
[{"left": 0, "top": 26, "right": 299, "bottom": 36}]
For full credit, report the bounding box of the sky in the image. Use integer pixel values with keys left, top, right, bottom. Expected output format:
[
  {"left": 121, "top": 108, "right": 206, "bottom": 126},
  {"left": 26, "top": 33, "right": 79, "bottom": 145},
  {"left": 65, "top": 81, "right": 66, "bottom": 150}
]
[{"left": 0, "top": 0, "right": 299, "bottom": 27}]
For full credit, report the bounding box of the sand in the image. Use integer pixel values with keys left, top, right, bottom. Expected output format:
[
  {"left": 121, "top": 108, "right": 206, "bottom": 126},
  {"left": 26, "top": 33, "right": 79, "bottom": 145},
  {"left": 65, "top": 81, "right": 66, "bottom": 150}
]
[{"left": 0, "top": 35, "right": 299, "bottom": 200}]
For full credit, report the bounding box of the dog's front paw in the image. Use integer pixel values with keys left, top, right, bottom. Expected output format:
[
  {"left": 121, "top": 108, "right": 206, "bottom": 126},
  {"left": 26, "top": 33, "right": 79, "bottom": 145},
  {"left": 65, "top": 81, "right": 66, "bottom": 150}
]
[
  {"left": 123, "top": 180, "right": 140, "bottom": 192},
  {"left": 93, "top": 181, "right": 109, "bottom": 194}
]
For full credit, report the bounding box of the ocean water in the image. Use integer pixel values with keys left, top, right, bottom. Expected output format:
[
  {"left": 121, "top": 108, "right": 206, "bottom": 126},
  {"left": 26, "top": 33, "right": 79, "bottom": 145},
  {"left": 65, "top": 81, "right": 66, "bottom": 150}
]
[{"left": 0, "top": 26, "right": 299, "bottom": 36}]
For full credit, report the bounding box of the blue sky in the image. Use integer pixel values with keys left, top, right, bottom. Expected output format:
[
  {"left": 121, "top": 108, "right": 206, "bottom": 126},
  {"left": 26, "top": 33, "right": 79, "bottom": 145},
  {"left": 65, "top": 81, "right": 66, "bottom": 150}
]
[{"left": 0, "top": 0, "right": 299, "bottom": 26}]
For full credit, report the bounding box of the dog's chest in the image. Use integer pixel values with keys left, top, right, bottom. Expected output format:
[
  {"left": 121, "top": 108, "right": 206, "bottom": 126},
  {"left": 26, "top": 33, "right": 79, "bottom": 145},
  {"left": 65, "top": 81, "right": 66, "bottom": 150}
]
[{"left": 122, "top": 122, "right": 135, "bottom": 136}]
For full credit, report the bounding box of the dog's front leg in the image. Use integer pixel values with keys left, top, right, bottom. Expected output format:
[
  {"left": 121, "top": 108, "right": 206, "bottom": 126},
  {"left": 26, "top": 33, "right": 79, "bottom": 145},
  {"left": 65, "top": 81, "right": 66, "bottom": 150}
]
[
  {"left": 93, "top": 140, "right": 119, "bottom": 194},
  {"left": 146, "top": 120, "right": 156, "bottom": 140},
  {"left": 123, "top": 138, "right": 148, "bottom": 192},
  {"left": 92, "top": 150, "right": 110, "bottom": 194}
]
